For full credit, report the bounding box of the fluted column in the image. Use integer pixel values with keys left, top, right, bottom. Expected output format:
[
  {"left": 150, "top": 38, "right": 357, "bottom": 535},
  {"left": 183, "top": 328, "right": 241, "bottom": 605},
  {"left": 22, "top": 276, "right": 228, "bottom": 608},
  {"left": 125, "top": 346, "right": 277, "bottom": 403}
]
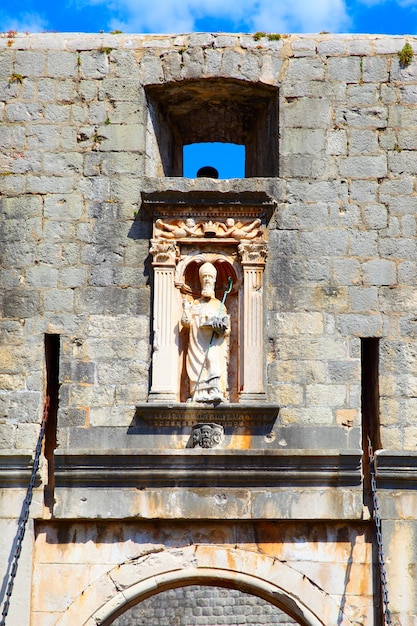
[
  {"left": 238, "top": 242, "right": 268, "bottom": 403},
  {"left": 148, "top": 240, "right": 179, "bottom": 402}
]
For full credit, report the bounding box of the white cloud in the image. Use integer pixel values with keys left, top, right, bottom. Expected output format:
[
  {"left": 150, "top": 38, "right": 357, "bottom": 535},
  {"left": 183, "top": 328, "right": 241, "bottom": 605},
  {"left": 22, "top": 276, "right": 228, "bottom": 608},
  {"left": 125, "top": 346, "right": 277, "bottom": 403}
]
[
  {"left": 83, "top": 0, "right": 351, "bottom": 34},
  {"left": 248, "top": 0, "right": 351, "bottom": 33},
  {"left": 0, "top": 11, "right": 49, "bottom": 33},
  {"left": 105, "top": 0, "right": 254, "bottom": 34}
]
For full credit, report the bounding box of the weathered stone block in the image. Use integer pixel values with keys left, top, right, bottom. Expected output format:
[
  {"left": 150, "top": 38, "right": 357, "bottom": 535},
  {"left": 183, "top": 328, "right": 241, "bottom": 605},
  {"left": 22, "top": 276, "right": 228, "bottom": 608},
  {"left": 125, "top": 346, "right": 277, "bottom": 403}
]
[
  {"left": 336, "top": 314, "right": 382, "bottom": 336},
  {"left": 348, "top": 286, "right": 378, "bottom": 311},
  {"left": 44, "top": 289, "right": 74, "bottom": 312},
  {"left": 379, "top": 237, "right": 417, "bottom": 260},
  {"left": 363, "top": 204, "right": 388, "bottom": 229},
  {"left": 306, "top": 384, "right": 347, "bottom": 406},
  {"left": 268, "top": 257, "right": 304, "bottom": 286},
  {"left": 332, "top": 259, "right": 361, "bottom": 286},
  {"left": 388, "top": 151, "right": 417, "bottom": 175},
  {"left": 340, "top": 155, "right": 387, "bottom": 178},
  {"left": 362, "top": 259, "right": 396, "bottom": 285},
  {"left": 15, "top": 51, "right": 46, "bottom": 77},
  {"left": 398, "top": 261, "right": 417, "bottom": 285},
  {"left": 2, "top": 289, "right": 41, "bottom": 318},
  {"left": 47, "top": 51, "right": 78, "bottom": 77},
  {"left": 287, "top": 58, "right": 324, "bottom": 81},
  {"left": 336, "top": 105, "right": 387, "bottom": 128},
  {"left": 80, "top": 51, "right": 110, "bottom": 78},
  {"left": 328, "top": 57, "right": 361, "bottom": 83},
  {"left": 362, "top": 56, "right": 389, "bottom": 83},
  {"left": 348, "top": 231, "right": 377, "bottom": 257},
  {"left": 281, "top": 129, "right": 326, "bottom": 155},
  {"left": 281, "top": 98, "right": 332, "bottom": 129},
  {"left": 58, "top": 408, "right": 89, "bottom": 428},
  {"left": 326, "top": 129, "right": 347, "bottom": 155},
  {"left": 299, "top": 231, "right": 347, "bottom": 257}
]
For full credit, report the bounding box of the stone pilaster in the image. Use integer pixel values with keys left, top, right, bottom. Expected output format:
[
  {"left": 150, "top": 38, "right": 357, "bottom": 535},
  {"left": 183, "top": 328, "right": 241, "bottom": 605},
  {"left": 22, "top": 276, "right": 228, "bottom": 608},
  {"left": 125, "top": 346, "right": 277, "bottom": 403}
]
[
  {"left": 148, "top": 240, "right": 180, "bottom": 402},
  {"left": 238, "top": 242, "right": 268, "bottom": 403}
]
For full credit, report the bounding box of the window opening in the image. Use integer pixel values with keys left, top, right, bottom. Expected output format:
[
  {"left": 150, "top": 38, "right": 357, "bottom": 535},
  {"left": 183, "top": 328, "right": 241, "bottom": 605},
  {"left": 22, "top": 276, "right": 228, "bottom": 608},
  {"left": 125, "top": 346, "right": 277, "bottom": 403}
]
[
  {"left": 44, "top": 334, "right": 60, "bottom": 511},
  {"left": 361, "top": 337, "right": 381, "bottom": 513},
  {"left": 146, "top": 78, "right": 278, "bottom": 178},
  {"left": 361, "top": 338, "right": 381, "bottom": 452},
  {"left": 184, "top": 143, "right": 245, "bottom": 179}
]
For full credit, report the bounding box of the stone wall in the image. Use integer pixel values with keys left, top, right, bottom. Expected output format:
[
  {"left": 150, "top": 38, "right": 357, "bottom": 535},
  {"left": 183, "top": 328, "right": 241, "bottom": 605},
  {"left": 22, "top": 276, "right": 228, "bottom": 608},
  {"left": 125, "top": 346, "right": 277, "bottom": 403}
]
[
  {"left": 1, "top": 32, "right": 417, "bottom": 626},
  {"left": 2, "top": 32, "right": 417, "bottom": 452}
]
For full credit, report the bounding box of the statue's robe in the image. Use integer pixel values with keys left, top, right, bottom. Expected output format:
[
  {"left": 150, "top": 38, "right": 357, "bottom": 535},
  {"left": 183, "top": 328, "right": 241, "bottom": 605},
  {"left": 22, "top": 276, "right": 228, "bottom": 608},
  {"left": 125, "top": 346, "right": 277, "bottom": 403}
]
[{"left": 182, "top": 297, "right": 229, "bottom": 402}]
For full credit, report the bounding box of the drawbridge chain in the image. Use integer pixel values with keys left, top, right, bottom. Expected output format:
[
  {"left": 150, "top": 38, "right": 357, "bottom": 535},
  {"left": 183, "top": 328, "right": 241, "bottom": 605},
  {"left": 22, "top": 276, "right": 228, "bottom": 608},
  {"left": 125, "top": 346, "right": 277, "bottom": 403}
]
[
  {"left": 367, "top": 435, "right": 391, "bottom": 626},
  {"left": 0, "top": 407, "right": 47, "bottom": 626}
]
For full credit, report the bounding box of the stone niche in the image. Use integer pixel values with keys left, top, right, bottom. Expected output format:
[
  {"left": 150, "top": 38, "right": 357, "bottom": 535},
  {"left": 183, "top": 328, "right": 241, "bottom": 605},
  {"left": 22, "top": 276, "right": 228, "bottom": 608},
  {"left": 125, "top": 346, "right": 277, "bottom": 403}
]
[{"left": 142, "top": 190, "right": 274, "bottom": 409}]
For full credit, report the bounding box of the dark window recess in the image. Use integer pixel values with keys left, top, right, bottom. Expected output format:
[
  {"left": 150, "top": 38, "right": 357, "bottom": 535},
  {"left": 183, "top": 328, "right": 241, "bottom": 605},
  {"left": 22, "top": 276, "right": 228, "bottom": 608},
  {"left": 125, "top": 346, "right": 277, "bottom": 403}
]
[
  {"left": 361, "top": 338, "right": 381, "bottom": 453},
  {"left": 44, "top": 334, "right": 60, "bottom": 510},
  {"left": 146, "top": 78, "right": 278, "bottom": 178}
]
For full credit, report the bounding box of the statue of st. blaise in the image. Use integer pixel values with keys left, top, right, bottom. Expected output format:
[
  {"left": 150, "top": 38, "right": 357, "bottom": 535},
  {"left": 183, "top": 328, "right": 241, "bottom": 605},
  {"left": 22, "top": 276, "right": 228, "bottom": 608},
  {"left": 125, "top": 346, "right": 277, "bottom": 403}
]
[{"left": 181, "top": 262, "right": 230, "bottom": 403}]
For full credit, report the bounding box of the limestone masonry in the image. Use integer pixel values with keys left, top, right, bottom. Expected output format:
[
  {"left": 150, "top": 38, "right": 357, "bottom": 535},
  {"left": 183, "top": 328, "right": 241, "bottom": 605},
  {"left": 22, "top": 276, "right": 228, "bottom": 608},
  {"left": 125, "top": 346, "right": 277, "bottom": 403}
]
[{"left": 1, "top": 31, "right": 417, "bottom": 625}]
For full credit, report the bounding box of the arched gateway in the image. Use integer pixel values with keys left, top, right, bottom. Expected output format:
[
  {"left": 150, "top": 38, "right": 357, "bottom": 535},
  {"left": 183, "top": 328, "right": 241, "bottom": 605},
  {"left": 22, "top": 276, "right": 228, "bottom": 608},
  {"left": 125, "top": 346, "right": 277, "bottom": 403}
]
[{"left": 55, "top": 546, "right": 355, "bottom": 626}]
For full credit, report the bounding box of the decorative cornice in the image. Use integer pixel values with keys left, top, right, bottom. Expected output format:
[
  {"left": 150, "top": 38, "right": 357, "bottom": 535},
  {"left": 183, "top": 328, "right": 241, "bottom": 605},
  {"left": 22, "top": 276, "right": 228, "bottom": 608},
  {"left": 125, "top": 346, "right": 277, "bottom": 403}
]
[
  {"left": 54, "top": 449, "right": 362, "bottom": 489},
  {"left": 141, "top": 190, "right": 275, "bottom": 223}
]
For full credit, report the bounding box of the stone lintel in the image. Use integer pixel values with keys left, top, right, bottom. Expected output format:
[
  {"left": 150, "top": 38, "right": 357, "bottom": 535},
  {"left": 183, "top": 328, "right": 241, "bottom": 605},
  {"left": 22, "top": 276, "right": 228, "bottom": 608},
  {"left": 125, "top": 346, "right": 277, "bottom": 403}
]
[
  {"left": 135, "top": 403, "right": 279, "bottom": 427},
  {"left": 54, "top": 448, "right": 362, "bottom": 489}
]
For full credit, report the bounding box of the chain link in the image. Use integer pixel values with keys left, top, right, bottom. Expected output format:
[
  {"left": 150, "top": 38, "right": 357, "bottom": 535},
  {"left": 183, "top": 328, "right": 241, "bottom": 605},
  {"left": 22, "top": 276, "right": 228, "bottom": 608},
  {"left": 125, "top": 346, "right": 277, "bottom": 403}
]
[
  {"left": 367, "top": 435, "right": 391, "bottom": 626},
  {"left": 0, "top": 411, "right": 47, "bottom": 626}
]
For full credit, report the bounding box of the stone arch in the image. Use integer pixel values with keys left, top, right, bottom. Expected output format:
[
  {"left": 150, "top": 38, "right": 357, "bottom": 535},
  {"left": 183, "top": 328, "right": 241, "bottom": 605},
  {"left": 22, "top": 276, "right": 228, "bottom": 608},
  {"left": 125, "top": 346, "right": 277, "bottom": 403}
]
[
  {"left": 54, "top": 545, "right": 355, "bottom": 626},
  {"left": 175, "top": 251, "right": 242, "bottom": 298}
]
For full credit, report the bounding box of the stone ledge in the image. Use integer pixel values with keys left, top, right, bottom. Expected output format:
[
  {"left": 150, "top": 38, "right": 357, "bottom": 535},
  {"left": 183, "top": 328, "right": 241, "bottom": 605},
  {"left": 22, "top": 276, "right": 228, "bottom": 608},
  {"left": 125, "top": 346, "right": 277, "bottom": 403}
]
[
  {"left": 139, "top": 177, "right": 283, "bottom": 210},
  {"left": 0, "top": 452, "right": 38, "bottom": 487},
  {"left": 54, "top": 448, "right": 362, "bottom": 488},
  {"left": 375, "top": 450, "right": 417, "bottom": 486}
]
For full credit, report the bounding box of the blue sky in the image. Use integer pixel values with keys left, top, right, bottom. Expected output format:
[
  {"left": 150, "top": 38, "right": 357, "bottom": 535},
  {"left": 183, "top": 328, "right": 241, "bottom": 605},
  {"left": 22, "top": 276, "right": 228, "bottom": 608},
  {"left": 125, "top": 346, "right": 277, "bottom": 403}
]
[
  {"left": 1, "top": 0, "right": 417, "bottom": 177},
  {"left": 2, "top": 0, "right": 417, "bottom": 36}
]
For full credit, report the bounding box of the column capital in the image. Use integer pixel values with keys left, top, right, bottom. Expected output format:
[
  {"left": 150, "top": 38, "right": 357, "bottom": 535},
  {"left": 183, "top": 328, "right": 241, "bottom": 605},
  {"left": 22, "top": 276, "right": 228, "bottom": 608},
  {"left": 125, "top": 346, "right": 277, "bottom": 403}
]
[
  {"left": 150, "top": 240, "right": 179, "bottom": 266},
  {"left": 238, "top": 242, "right": 268, "bottom": 266}
]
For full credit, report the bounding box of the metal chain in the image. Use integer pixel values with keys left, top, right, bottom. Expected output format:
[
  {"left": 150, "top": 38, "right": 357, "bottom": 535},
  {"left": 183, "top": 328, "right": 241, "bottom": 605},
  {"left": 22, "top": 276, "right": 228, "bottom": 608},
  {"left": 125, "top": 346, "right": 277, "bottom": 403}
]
[
  {"left": 0, "top": 410, "right": 47, "bottom": 626},
  {"left": 367, "top": 435, "right": 391, "bottom": 626}
]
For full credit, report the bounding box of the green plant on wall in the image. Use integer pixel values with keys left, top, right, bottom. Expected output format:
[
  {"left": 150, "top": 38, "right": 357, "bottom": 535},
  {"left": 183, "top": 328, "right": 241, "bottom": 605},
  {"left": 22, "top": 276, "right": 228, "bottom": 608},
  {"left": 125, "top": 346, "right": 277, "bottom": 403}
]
[
  {"left": 398, "top": 42, "right": 413, "bottom": 67},
  {"left": 8, "top": 73, "right": 23, "bottom": 83},
  {"left": 253, "top": 32, "right": 281, "bottom": 41}
]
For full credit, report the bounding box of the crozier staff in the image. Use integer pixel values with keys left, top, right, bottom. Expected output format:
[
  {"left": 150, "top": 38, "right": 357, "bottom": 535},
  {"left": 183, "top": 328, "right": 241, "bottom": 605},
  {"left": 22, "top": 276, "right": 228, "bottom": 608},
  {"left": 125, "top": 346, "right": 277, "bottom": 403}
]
[{"left": 181, "top": 262, "right": 230, "bottom": 403}]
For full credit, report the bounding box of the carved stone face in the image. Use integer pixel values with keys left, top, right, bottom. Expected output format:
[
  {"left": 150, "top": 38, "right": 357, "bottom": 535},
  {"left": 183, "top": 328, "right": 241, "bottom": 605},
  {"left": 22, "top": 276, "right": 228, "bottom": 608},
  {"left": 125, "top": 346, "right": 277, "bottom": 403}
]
[
  {"left": 191, "top": 423, "right": 224, "bottom": 448},
  {"left": 192, "top": 427, "right": 201, "bottom": 446},
  {"left": 200, "top": 425, "right": 212, "bottom": 448},
  {"left": 200, "top": 271, "right": 216, "bottom": 298}
]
